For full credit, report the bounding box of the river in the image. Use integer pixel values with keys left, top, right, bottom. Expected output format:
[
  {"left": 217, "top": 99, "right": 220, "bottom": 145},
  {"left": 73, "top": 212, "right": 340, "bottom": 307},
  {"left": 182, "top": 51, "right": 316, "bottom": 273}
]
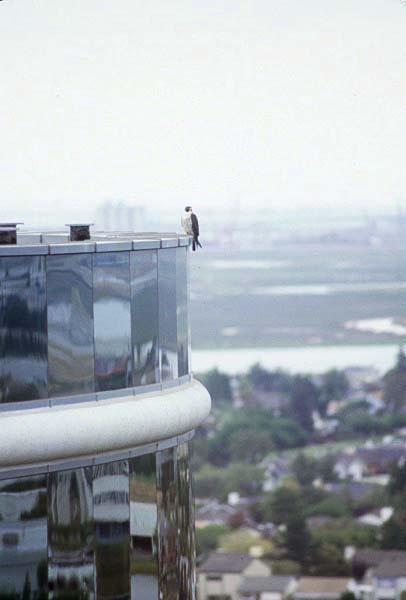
[{"left": 192, "top": 343, "right": 403, "bottom": 375}]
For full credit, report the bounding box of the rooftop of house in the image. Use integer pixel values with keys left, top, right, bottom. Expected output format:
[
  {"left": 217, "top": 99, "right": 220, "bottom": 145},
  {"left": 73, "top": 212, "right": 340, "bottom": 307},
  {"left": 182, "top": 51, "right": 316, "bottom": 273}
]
[
  {"left": 326, "top": 481, "right": 380, "bottom": 501},
  {"left": 353, "top": 549, "right": 406, "bottom": 567},
  {"left": 374, "top": 558, "right": 406, "bottom": 578},
  {"left": 294, "top": 577, "right": 349, "bottom": 596},
  {"left": 195, "top": 501, "right": 237, "bottom": 523},
  {"left": 199, "top": 552, "right": 254, "bottom": 574},
  {"left": 239, "top": 575, "right": 295, "bottom": 594}
]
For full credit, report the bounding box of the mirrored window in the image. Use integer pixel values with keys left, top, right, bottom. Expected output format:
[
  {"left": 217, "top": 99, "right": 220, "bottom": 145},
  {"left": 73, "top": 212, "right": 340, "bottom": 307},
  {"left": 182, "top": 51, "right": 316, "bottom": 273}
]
[
  {"left": 94, "top": 253, "right": 132, "bottom": 392},
  {"left": 178, "top": 442, "right": 196, "bottom": 599},
  {"left": 0, "top": 256, "right": 47, "bottom": 403},
  {"left": 156, "top": 447, "right": 178, "bottom": 600},
  {"left": 158, "top": 249, "right": 178, "bottom": 381},
  {"left": 93, "top": 460, "right": 130, "bottom": 599},
  {"left": 176, "top": 247, "right": 189, "bottom": 377},
  {"left": 129, "top": 454, "right": 158, "bottom": 599},
  {"left": 130, "top": 251, "right": 159, "bottom": 386},
  {"left": 0, "top": 475, "right": 48, "bottom": 597},
  {"left": 47, "top": 254, "right": 95, "bottom": 397},
  {"left": 48, "top": 468, "right": 94, "bottom": 597}
]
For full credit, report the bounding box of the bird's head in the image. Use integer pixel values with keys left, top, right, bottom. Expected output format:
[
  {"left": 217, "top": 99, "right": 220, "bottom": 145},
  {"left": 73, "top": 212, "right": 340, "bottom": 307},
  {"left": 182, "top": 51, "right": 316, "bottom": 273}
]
[{"left": 185, "top": 206, "right": 192, "bottom": 212}]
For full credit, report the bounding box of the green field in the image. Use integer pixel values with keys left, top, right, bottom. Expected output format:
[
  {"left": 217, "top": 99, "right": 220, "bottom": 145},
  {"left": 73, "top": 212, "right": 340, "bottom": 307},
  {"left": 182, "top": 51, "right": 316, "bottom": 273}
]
[{"left": 189, "top": 240, "right": 406, "bottom": 349}]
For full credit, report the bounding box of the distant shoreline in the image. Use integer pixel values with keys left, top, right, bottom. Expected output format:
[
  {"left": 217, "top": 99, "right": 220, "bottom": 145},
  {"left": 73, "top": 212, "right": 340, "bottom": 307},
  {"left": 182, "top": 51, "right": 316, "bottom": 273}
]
[{"left": 191, "top": 343, "right": 402, "bottom": 375}]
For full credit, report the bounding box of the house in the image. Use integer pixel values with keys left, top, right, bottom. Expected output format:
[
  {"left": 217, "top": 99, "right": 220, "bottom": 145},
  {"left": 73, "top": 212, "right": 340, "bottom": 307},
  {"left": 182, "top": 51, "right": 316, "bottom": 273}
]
[
  {"left": 334, "top": 451, "right": 364, "bottom": 481},
  {"left": 351, "top": 550, "right": 406, "bottom": 594},
  {"left": 334, "top": 445, "right": 406, "bottom": 481},
  {"left": 293, "top": 577, "right": 350, "bottom": 600},
  {"left": 198, "top": 552, "right": 271, "bottom": 600},
  {"left": 196, "top": 501, "right": 241, "bottom": 528},
  {"left": 371, "top": 558, "right": 406, "bottom": 600},
  {"left": 238, "top": 575, "right": 297, "bottom": 600},
  {"left": 262, "top": 456, "right": 291, "bottom": 492}
]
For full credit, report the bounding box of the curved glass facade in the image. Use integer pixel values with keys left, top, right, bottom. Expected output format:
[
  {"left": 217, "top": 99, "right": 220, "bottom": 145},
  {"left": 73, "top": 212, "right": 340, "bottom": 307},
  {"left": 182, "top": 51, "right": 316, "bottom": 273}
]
[
  {"left": 0, "top": 234, "right": 203, "bottom": 599},
  {"left": 0, "top": 244, "right": 190, "bottom": 406},
  {"left": 0, "top": 441, "right": 195, "bottom": 599}
]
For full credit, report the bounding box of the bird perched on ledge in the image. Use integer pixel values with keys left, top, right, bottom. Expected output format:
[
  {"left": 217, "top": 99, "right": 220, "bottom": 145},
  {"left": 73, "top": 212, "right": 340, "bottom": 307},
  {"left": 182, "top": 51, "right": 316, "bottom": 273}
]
[{"left": 181, "top": 206, "right": 202, "bottom": 251}]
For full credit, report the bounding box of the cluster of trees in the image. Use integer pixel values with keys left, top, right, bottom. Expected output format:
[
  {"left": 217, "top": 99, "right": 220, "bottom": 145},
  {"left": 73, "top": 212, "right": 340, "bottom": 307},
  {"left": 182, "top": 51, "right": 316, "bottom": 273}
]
[
  {"left": 195, "top": 364, "right": 352, "bottom": 470},
  {"left": 196, "top": 351, "right": 406, "bottom": 471},
  {"left": 381, "top": 458, "right": 406, "bottom": 549},
  {"left": 194, "top": 351, "right": 406, "bottom": 574}
]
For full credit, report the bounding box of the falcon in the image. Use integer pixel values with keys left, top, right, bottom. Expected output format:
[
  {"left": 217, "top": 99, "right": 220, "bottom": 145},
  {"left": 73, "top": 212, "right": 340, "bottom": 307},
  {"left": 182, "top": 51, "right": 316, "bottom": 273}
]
[{"left": 181, "top": 206, "right": 202, "bottom": 251}]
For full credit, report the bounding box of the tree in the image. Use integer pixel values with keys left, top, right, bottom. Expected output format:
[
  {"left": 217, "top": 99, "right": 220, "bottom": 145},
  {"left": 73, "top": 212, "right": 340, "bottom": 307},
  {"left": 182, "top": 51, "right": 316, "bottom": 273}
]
[
  {"left": 290, "top": 375, "right": 319, "bottom": 432},
  {"left": 247, "top": 363, "right": 292, "bottom": 393},
  {"left": 22, "top": 572, "right": 31, "bottom": 600},
  {"left": 383, "top": 347, "right": 406, "bottom": 412},
  {"left": 310, "top": 542, "right": 351, "bottom": 576},
  {"left": 228, "top": 428, "right": 273, "bottom": 464},
  {"left": 264, "top": 484, "right": 303, "bottom": 525},
  {"left": 389, "top": 459, "right": 406, "bottom": 496},
  {"left": 196, "top": 524, "right": 230, "bottom": 556},
  {"left": 318, "top": 453, "right": 338, "bottom": 483},
  {"left": 319, "top": 369, "right": 349, "bottom": 416},
  {"left": 381, "top": 492, "right": 406, "bottom": 549},
  {"left": 292, "top": 452, "right": 318, "bottom": 487},
  {"left": 195, "top": 368, "right": 232, "bottom": 405},
  {"left": 285, "top": 513, "right": 311, "bottom": 564},
  {"left": 340, "top": 592, "right": 356, "bottom": 600}
]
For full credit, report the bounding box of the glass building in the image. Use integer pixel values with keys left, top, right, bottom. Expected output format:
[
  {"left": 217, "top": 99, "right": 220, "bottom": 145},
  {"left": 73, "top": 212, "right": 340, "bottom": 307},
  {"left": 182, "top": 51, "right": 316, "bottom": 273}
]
[{"left": 0, "top": 227, "right": 211, "bottom": 599}]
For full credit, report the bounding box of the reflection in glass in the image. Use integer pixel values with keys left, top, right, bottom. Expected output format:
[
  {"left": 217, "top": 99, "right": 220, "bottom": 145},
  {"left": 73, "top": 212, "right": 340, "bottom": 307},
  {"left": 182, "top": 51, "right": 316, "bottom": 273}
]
[
  {"left": 0, "top": 256, "right": 47, "bottom": 403},
  {"left": 176, "top": 248, "right": 189, "bottom": 377},
  {"left": 93, "top": 461, "right": 130, "bottom": 599},
  {"left": 47, "top": 255, "right": 94, "bottom": 397},
  {"left": 178, "top": 443, "right": 196, "bottom": 599},
  {"left": 48, "top": 468, "right": 94, "bottom": 598},
  {"left": 157, "top": 448, "right": 178, "bottom": 600},
  {"left": 158, "top": 249, "right": 178, "bottom": 381},
  {"left": 129, "top": 454, "right": 158, "bottom": 599},
  {"left": 0, "top": 475, "right": 48, "bottom": 597},
  {"left": 130, "top": 251, "right": 159, "bottom": 386},
  {"left": 94, "top": 253, "right": 132, "bottom": 392}
]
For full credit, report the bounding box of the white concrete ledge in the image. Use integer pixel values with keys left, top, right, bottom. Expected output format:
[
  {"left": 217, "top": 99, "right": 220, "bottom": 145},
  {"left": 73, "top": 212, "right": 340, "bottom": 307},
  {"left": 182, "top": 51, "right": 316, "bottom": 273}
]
[{"left": 0, "top": 379, "right": 211, "bottom": 468}]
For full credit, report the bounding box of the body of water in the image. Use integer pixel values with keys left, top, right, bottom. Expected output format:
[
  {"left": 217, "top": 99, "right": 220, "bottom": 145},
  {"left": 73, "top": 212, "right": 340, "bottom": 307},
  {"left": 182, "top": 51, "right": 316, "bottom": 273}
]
[{"left": 192, "top": 343, "right": 402, "bottom": 375}]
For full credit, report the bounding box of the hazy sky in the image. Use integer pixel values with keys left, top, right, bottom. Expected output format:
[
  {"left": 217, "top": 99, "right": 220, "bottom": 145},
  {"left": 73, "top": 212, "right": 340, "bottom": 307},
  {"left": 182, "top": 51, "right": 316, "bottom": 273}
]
[{"left": 1, "top": 0, "right": 405, "bottom": 225}]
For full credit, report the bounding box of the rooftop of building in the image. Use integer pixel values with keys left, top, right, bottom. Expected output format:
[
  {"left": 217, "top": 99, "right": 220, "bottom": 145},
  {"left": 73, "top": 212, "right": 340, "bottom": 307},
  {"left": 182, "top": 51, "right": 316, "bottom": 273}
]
[
  {"left": 239, "top": 575, "right": 295, "bottom": 594},
  {"left": 199, "top": 552, "right": 254, "bottom": 574},
  {"left": 374, "top": 558, "right": 406, "bottom": 578},
  {"left": 294, "top": 577, "right": 350, "bottom": 596},
  {"left": 353, "top": 549, "right": 406, "bottom": 567},
  {"left": 0, "top": 223, "right": 190, "bottom": 256}
]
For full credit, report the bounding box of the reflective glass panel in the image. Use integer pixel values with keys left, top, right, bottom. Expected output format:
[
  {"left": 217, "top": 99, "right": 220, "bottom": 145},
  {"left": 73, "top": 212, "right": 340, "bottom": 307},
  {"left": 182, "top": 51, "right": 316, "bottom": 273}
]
[
  {"left": 129, "top": 454, "right": 158, "bottom": 599},
  {"left": 93, "top": 253, "right": 132, "bottom": 392},
  {"left": 177, "top": 443, "right": 196, "bottom": 599},
  {"left": 130, "top": 251, "right": 159, "bottom": 386},
  {"left": 188, "top": 442, "right": 197, "bottom": 598},
  {"left": 93, "top": 460, "right": 130, "bottom": 599},
  {"left": 176, "top": 247, "right": 189, "bottom": 377},
  {"left": 0, "top": 256, "right": 47, "bottom": 403},
  {"left": 48, "top": 468, "right": 94, "bottom": 597},
  {"left": 156, "top": 447, "right": 178, "bottom": 600},
  {"left": 47, "top": 254, "right": 95, "bottom": 397},
  {"left": 158, "top": 249, "right": 178, "bottom": 381},
  {"left": 0, "top": 475, "right": 48, "bottom": 597}
]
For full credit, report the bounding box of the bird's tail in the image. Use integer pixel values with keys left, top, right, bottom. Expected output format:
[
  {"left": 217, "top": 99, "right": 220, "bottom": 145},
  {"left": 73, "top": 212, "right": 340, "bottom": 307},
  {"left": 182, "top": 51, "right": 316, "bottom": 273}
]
[{"left": 196, "top": 239, "right": 202, "bottom": 248}]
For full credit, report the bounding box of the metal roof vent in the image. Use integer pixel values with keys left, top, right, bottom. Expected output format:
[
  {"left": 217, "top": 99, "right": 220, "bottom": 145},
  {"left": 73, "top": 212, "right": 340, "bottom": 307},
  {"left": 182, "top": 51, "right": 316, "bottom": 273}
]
[
  {"left": 0, "top": 222, "right": 23, "bottom": 245},
  {"left": 66, "top": 223, "right": 93, "bottom": 242}
]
